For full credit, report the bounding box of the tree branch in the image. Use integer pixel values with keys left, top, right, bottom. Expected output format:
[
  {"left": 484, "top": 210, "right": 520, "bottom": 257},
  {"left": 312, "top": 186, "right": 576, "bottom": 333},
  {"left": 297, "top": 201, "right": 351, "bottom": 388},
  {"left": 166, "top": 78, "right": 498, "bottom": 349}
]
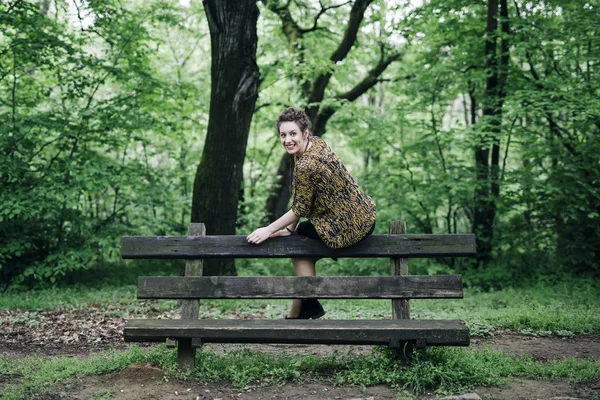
[
  {"left": 301, "top": 0, "right": 353, "bottom": 34},
  {"left": 337, "top": 52, "right": 402, "bottom": 102},
  {"left": 307, "top": 0, "right": 375, "bottom": 110},
  {"left": 330, "top": 0, "right": 373, "bottom": 63},
  {"left": 261, "top": 0, "right": 303, "bottom": 48}
]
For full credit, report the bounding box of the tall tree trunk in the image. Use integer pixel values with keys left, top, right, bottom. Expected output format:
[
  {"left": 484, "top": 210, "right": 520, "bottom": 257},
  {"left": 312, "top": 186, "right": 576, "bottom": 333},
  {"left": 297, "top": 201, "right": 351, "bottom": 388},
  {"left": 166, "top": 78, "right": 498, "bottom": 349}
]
[
  {"left": 191, "top": 1, "right": 260, "bottom": 276},
  {"left": 473, "top": 0, "right": 509, "bottom": 266}
]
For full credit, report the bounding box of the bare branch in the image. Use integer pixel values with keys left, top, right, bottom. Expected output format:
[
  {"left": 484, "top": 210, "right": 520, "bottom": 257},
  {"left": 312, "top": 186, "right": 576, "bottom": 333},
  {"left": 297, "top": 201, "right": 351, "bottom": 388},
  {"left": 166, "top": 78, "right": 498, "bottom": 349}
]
[
  {"left": 337, "top": 52, "right": 402, "bottom": 102},
  {"left": 301, "top": 0, "right": 353, "bottom": 34},
  {"left": 377, "top": 74, "right": 415, "bottom": 84},
  {"left": 180, "top": 35, "right": 203, "bottom": 69},
  {"left": 330, "top": 0, "right": 373, "bottom": 63},
  {"left": 307, "top": 0, "right": 374, "bottom": 108}
]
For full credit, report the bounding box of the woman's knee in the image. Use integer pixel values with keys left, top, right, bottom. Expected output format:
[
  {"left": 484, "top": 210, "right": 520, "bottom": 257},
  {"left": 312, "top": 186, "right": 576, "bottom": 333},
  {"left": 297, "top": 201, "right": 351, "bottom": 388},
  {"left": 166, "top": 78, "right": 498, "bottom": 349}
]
[
  {"left": 292, "top": 258, "right": 319, "bottom": 265},
  {"left": 292, "top": 258, "right": 316, "bottom": 276}
]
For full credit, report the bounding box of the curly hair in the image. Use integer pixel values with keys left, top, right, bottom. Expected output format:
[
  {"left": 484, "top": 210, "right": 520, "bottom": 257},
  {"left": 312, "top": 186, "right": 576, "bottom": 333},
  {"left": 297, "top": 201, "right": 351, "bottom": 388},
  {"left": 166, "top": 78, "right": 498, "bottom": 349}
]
[
  {"left": 276, "top": 107, "right": 312, "bottom": 195},
  {"left": 276, "top": 107, "right": 312, "bottom": 134}
]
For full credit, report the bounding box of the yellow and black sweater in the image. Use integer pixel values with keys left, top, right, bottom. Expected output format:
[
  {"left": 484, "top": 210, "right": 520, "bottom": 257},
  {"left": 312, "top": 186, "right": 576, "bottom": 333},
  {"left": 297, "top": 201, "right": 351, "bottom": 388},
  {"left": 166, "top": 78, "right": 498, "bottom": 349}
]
[{"left": 291, "top": 136, "right": 376, "bottom": 249}]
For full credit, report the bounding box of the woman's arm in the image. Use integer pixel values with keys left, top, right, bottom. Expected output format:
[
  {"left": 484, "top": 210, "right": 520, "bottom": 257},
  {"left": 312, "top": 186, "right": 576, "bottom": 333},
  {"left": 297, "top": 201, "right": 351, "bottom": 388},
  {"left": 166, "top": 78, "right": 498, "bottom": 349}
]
[{"left": 246, "top": 209, "right": 299, "bottom": 244}]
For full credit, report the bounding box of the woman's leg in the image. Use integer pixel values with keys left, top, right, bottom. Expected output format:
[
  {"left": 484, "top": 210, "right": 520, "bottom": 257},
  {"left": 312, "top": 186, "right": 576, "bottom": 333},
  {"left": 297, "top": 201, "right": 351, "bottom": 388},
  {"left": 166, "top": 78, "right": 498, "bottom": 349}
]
[
  {"left": 288, "top": 221, "right": 322, "bottom": 318},
  {"left": 287, "top": 258, "right": 316, "bottom": 318}
]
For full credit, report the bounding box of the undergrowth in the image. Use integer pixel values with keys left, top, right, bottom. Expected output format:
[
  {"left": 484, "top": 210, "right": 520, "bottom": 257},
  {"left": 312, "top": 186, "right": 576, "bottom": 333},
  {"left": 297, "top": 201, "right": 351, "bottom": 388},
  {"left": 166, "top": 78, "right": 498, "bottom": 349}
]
[{"left": 1, "top": 345, "right": 599, "bottom": 399}]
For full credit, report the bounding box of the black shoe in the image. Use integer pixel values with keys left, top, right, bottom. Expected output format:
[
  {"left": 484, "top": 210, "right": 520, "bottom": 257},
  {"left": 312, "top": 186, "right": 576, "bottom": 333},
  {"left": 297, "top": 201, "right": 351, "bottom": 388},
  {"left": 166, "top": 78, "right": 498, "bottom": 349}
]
[{"left": 299, "top": 299, "right": 326, "bottom": 319}]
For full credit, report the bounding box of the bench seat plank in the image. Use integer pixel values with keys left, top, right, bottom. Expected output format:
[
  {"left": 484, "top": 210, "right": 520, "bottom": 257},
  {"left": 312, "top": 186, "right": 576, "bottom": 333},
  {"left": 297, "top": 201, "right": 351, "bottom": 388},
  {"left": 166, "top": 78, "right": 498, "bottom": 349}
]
[
  {"left": 124, "top": 319, "right": 469, "bottom": 346},
  {"left": 137, "top": 275, "right": 464, "bottom": 299},
  {"left": 121, "top": 234, "right": 476, "bottom": 259}
]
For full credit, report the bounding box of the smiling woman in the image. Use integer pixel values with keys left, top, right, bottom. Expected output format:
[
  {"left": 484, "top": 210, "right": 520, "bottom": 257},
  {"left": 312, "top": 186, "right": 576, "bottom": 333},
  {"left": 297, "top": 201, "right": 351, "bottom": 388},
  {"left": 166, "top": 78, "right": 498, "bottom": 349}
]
[{"left": 246, "top": 107, "right": 376, "bottom": 320}]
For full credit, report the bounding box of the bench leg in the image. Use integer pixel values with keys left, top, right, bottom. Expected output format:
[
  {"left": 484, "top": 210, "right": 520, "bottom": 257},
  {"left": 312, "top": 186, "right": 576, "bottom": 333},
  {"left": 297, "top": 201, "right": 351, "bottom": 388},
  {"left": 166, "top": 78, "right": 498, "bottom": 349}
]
[
  {"left": 389, "top": 340, "right": 415, "bottom": 363},
  {"left": 177, "top": 339, "right": 196, "bottom": 370}
]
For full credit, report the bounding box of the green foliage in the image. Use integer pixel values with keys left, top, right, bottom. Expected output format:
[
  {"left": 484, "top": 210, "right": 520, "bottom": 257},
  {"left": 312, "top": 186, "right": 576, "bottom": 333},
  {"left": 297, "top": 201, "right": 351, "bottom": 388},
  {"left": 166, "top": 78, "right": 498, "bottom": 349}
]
[
  {"left": 2, "top": 0, "right": 599, "bottom": 288},
  {"left": 322, "top": 0, "right": 600, "bottom": 283},
  {"left": 412, "top": 278, "right": 600, "bottom": 335},
  {"left": 0, "top": 0, "right": 208, "bottom": 288}
]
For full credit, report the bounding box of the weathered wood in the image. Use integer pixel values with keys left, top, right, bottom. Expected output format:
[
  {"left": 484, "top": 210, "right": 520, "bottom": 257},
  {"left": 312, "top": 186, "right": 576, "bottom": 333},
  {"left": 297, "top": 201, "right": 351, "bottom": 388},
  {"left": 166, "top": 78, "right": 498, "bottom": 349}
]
[
  {"left": 180, "top": 223, "right": 205, "bottom": 320},
  {"left": 121, "top": 234, "right": 477, "bottom": 259},
  {"left": 177, "top": 339, "right": 194, "bottom": 370},
  {"left": 137, "top": 275, "right": 464, "bottom": 299},
  {"left": 121, "top": 221, "right": 475, "bottom": 355},
  {"left": 176, "top": 223, "right": 205, "bottom": 369},
  {"left": 390, "top": 221, "right": 410, "bottom": 320},
  {"left": 124, "top": 319, "right": 470, "bottom": 346}
]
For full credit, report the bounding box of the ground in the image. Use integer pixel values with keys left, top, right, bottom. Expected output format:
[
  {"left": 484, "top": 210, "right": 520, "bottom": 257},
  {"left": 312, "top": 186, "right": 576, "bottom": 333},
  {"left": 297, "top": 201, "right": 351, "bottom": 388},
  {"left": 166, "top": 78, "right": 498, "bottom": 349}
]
[{"left": 1, "top": 307, "right": 599, "bottom": 399}]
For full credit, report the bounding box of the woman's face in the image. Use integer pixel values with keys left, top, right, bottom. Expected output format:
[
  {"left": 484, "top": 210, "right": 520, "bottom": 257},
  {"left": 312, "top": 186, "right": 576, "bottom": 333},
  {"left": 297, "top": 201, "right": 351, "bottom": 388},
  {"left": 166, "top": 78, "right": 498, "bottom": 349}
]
[{"left": 279, "top": 121, "right": 309, "bottom": 155}]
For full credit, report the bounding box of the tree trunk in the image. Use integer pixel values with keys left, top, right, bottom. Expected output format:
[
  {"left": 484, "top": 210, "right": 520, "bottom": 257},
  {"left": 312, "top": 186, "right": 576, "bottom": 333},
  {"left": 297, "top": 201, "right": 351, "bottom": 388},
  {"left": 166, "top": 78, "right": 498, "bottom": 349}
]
[
  {"left": 191, "top": 1, "right": 260, "bottom": 276},
  {"left": 473, "top": 0, "right": 509, "bottom": 266}
]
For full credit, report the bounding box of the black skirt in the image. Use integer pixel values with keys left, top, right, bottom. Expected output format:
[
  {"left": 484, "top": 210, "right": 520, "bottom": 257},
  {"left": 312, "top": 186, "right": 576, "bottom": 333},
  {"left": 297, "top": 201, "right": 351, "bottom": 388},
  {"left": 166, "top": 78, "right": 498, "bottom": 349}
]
[{"left": 296, "top": 220, "right": 375, "bottom": 245}]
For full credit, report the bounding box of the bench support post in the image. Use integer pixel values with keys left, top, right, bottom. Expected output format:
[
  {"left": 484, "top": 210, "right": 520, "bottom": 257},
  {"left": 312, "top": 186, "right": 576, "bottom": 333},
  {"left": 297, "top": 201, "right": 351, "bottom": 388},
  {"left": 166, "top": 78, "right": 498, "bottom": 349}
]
[
  {"left": 389, "top": 221, "right": 413, "bottom": 360},
  {"left": 176, "top": 222, "right": 205, "bottom": 370},
  {"left": 177, "top": 339, "right": 195, "bottom": 370},
  {"left": 390, "top": 221, "right": 410, "bottom": 319}
]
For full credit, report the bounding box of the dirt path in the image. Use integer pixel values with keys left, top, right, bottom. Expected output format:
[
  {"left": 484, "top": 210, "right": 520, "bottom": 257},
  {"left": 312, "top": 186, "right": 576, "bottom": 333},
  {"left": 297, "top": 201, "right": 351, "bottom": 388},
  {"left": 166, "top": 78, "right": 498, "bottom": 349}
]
[
  {"left": 25, "top": 365, "right": 600, "bottom": 400},
  {"left": 1, "top": 307, "right": 599, "bottom": 399},
  {"left": 472, "top": 334, "right": 600, "bottom": 361},
  {"left": 2, "top": 333, "right": 599, "bottom": 362}
]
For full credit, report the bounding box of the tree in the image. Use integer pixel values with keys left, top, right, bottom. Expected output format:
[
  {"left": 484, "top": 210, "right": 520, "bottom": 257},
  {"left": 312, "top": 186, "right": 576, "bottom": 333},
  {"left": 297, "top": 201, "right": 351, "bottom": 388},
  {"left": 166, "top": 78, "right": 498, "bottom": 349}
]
[
  {"left": 507, "top": 0, "right": 600, "bottom": 274},
  {"left": 262, "top": 0, "right": 402, "bottom": 221},
  {"left": 0, "top": 0, "right": 206, "bottom": 289},
  {"left": 472, "top": 0, "right": 510, "bottom": 265},
  {"left": 191, "top": 1, "right": 260, "bottom": 276}
]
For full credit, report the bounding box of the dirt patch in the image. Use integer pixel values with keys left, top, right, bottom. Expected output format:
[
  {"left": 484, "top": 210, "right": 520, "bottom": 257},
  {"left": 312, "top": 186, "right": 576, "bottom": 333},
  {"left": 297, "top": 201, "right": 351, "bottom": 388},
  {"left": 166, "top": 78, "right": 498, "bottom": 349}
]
[
  {"left": 475, "top": 377, "right": 600, "bottom": 399},
  {"left": 57, "top": 364, "right": 398, "bottom": 400},
  {"left": 0, "top": 307, "right": 132, "bottom": 355},
  {"left": 473, "top": 333, "right": 600, "bottom": 361},
  {"left": 31, "top": 370, "right": 600, "bottom": 400}
]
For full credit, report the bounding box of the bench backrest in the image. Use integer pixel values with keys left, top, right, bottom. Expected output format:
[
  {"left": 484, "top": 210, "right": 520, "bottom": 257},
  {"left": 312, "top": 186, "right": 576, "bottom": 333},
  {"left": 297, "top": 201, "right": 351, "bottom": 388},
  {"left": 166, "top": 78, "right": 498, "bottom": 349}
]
[
  {"left": 122, "top": 234, "right": 476, "bottom": 259},
  {"left": 123, "top": 224, "right": 474, "bottom": 305}
]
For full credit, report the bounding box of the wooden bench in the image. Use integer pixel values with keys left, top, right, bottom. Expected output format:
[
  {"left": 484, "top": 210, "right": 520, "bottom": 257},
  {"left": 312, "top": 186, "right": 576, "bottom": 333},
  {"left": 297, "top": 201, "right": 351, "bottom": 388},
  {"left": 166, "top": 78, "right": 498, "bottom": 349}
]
[{"left": 121, "top": 221, "right": 476, "bottom": 369}]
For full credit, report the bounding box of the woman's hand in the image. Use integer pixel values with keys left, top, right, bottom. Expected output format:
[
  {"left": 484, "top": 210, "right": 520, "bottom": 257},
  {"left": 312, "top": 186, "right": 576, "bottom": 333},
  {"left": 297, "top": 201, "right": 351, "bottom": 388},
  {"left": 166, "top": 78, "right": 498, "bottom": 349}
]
[
  {"left": 270, "top": 229, "right": 292, "bottom": 238},
  {"left": 246, "top": 227, "right": 275, "bottom": 244},
  {"left": 246, "top": 211, "right": 298, "bottom": 244}
]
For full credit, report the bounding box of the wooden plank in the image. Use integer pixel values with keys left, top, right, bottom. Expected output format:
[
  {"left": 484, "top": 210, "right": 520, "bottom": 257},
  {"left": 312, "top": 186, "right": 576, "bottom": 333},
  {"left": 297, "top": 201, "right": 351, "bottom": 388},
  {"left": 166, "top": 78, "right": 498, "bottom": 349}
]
[
  {"left": 137, "top": 275, "right": 464, "bottom": 299},
  {"left": 181, "top": 223, "right": 205, "bottom": 319},
  {"left": 390, "top": 221, "right": 410, "bottom": 319},
  {"left": 124, "top": 319, "right": 470, "bottom": 346},
  {"left": 176, "top": 223, "right": 205, "bottom": 370},
  {"left": 121, "top": 234, "right": 477, "bottom": 259}
]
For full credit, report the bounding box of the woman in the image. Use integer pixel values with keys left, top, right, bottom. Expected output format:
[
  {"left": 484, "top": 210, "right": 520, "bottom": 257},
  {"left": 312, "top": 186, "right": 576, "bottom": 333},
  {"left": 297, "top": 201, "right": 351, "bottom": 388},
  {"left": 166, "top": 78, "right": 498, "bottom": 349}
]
[{"left": 246, "top": 107, "right": 376, "bottom": 319}]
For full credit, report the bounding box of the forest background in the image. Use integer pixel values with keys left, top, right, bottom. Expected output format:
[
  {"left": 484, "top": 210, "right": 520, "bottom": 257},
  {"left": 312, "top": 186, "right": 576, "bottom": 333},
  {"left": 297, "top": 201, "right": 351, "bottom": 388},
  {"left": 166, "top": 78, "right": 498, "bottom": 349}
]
[{"left": 1, "top": 0, "right": 599, "bottom": 291}]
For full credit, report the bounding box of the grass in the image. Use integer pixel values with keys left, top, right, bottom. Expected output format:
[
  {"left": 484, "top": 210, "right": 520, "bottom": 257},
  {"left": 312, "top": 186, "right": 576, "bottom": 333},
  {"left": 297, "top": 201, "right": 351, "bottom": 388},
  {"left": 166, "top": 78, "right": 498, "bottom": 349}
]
[
  {"left": 2, "top": 278, "right": 598, "bottom": 335},
  {"left": 0, "top": 285, "right": 140, "bottom": 311},
  {"left": 1, "top": 344, "right": 599, "bottom": 399},
  {"left": 1, "top": 278, "right": 598, "bottom": 398}
]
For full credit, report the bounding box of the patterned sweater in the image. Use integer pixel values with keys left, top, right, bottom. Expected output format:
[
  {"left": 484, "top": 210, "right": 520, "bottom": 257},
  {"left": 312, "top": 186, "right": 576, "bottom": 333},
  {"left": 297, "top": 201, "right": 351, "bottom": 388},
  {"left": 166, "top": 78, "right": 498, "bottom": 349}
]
[{"left": 291, "top": 137, "right": 376, "bottom": 248}]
